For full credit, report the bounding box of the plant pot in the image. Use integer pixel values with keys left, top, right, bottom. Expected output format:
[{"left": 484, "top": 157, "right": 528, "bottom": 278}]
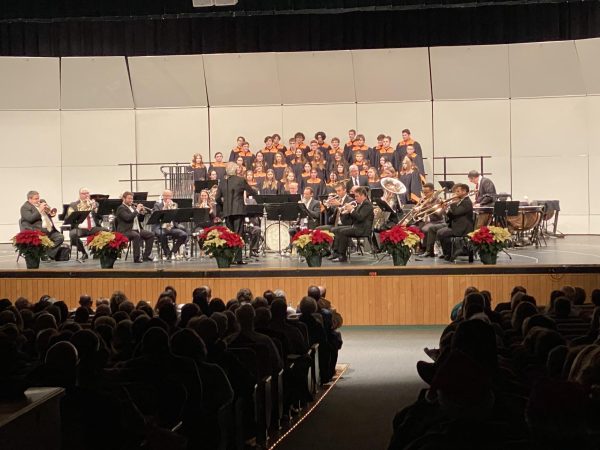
[
  {"left": 100, "top": 255, "right": 117, "bottom": 269},
  {"left": 479, "top": 250, "right": 498, "bottom": 265},
  {"left": 306, "top": 254, "right": 322, "bottom": 267},
  {"left": 391, "top": 252, "right": 409, "bottom": 266},
  {"left": 24, "top": 254, "right": 40, "bottom": 269},
  {"left": 215, "top": 255, "right": 232, "bottom": 268}
]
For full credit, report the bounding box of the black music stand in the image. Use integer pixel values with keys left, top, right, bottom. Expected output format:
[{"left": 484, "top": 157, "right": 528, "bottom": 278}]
[
  {"left": 147, "top": 209, "right": 179, "bottom": 261},
  {"left": 493, "top": 201, "right": 519, "bottom": 228},
  {"left": 194, "top": 180, "right": 218, "bottom": 193},
  {"left": 90, "top": 194, "right": 109, "bottom": 202},
  {"left": 133, "top": 192, "right": 148, "bottom": 201},
  {"left": 439, "top": 181, "right": 455, "bottom": 192},
  {"left": 173, "top": 198, "right": 193, "bottom": 209},
  {"left": 266, "top": 203, "right": 307, "bottom": 255},
  {"left": 58, "top": 204, "right": 70, "bottom": 221},
  {"left": 370, "top": 188, "right": 384, "bottom": 201},
  {"left": 97, "top": 199, "right": 123, "bottom": 216},
  {"left": 255, "top": 194, "right": 288, "bottom": 205}
]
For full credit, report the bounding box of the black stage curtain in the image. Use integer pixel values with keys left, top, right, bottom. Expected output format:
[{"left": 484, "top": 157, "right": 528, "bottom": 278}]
[{"left": 1, "top": 2, "right": 599, "bottom": 57}]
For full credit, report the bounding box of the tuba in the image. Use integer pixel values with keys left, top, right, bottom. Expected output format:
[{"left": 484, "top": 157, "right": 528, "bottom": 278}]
[{"left": 380, "top": 177, "right": 407, "bottom": 207}]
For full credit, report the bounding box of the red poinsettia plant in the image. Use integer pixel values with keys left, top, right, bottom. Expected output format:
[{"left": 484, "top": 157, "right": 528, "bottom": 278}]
[
  {"left": 199, "top": 226, "right": 245, "bottom": 260},
  {"left": 86, "top": 231, "right": 129, "bottom": 259},
  {"left": 292, "top": 228, "right": 335, "bottom": 257},
  {"left": 467, "top": 226, "right": 511, "bottom": 254},
  {"left": 379, "top": 225, "right": 424, "bottom": 260},
  {"left": 12, "top": 230, "right": 54, "bottom": 259}
]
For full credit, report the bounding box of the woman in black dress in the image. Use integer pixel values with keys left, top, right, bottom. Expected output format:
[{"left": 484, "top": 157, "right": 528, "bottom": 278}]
[
  {"left": 272, "top": 152, "right": 289, "bottom": 182},
  {"left": 398, "top": 157, "right": 422, "bottom": 204},
  {"left": 260, "top": 169, "right": 279, "bottom": 195},
  {"left": 188, "top": 153, "right": 207, "bottom": 181}
]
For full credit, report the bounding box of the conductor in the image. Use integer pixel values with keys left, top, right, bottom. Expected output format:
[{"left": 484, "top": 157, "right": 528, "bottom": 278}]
[{"left": 215, "top": 162, "right": 256, "bottom": 265}]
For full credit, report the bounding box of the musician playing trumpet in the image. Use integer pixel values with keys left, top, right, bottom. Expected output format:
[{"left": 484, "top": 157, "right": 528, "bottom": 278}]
[
  {"left": 115, "top": 191, "right": 155, "bottom": 263},
  {"left": 151, "top": 190, "right": 188, "bottom": 260},
  {"left": 20, "top": 190, "right": 64, "bottom": 260},
  {"left": 66, "top": 187, "right": 105, "bottom": 260}
]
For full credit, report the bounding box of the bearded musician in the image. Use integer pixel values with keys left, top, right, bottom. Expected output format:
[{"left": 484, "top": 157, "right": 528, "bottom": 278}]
[
  {"left": 151, "top": 189, "right": 188, "bottom": 260},
  {"left": 66, "top": 187, "right": 106, "bottom": 259}
]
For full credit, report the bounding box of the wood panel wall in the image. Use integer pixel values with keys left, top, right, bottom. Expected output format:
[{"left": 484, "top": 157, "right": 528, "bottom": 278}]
[{"left": 1, "top": 273, "right": 599, "bottom": 325}]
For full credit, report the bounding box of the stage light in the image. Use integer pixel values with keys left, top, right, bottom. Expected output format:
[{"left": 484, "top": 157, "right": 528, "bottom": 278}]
[{"left": 192, "top": 0, "right": 238, "bottom": 6}]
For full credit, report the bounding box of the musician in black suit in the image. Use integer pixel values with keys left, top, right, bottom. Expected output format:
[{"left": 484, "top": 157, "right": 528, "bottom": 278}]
[
  {"left": 19, "top": 190, "right": 64, "bottom": 260},
  {"left": 287, "top": 187, "right": 322, "bottom": 250},
  {"left": 151, "top": 189, "right": 188, "bottom": 260},
  {"left": 331, "top": 187, "right": 375, "bottom": 263},
  {"left": 214, "top": 162, "right": 256, "bottom": 264},
  {"left": 468, "top": 170, "right": 496, "bottom": 206},
  {"left": 115, "top": 191, "right": 155, "bottom": 263},
  {"left": 318, "top": 182, "right": 354, "bottom": 231},
  {"left": 346, "top": 165, "right": 368, "bottom": 191},
  {"left": 435, "top": 184, "right": 474, "bottom": 261},
  {"left": 66, "top": 187, "right": 105, "bottom": 260}
]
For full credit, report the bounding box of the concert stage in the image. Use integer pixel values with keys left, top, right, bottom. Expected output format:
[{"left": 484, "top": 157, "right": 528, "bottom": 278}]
[{"left": 1, "top": 236, "right": 599, "bottom": 326}]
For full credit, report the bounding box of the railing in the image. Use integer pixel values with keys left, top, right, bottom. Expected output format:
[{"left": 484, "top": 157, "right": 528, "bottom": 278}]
[
  {"left": 433, "top": 155, "right": 491, "bottom": 180},
  {"left": 118, "top": 162, "right": 192, "bottom": 198}
]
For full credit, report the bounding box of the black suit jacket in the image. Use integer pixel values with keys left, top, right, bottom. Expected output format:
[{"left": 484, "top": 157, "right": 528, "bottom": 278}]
[
  {"left": 326, "top": 194, "right": 354, "bottom": 226},
  {"left": 346, "top": 175, "right": 368, "bottom": 191},
  {"left": 348, "top": 200, "right": 374, "bottom": 236},
  {"left": 476, "top": 177, "right": 497, "bottom": 206},
  {"left": 301, "top": 198, "right": 321, "bottom": 229},
  {"left": 20, "top": 201, "right": 57, "bottom": 232},
  {"left": 215, "top": 175, "right": 255, "bottom": 217},
  {"left": 447, "top": 197, "right": 474, "bottom": 237},
  {"left": 115, "top": 204, "right": 145, "bottom": 233}
]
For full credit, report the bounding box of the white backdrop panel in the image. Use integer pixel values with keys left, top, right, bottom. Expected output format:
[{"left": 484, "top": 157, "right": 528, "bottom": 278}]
[
  {"left": 61, "top": 57, "right": 134, "bottom": 110},
  {"left": 547, "top": 215, "right": 589, "bottom": 235},
  {"left": 575, "top": 38, "right": 600, "bottom": 95},
  {"left": 511, "top": 97, "right": 588, "bottom": 158},
  {"left": 210, "top": 106, "right": 282, "bottom": 158},
  {"left": 512, "top": 155, "right": 588, "bottom": 216},
  {"left": 430, "top": 45, "right": 509, "bottom": 100},
  {"left": 588, "top": 96, "right": 600, "bottom": 214},
  {"left": 590, "top": 216, "right": 600, "bottom": 234},
  {"left": 204, "top": 53, "right": 281, "bottom": 106},
  {"left": 351, "top": 48, "right": 431, "bottom": 102},
  {"left": 128, "top": 55, "right": 207, "bottom": 108},
  {"left": 0, "top": 57, "right": 60, "bottom": 110},
  {"left": 277, "top": 51, "right": 355, "bottom": 104},
  {"left": 356, "top": 101, "right": 433, "bottom": 175},
  {"left": 136, "top": 108, "right": 209, "bottom": 163},
  {"left": 0, "top": 111, "right": 61, "bottom": 167},
  {"left": 282, "top": 104, "right": 356, "bottom": 145},
  {"left": 433, "top": 100, "right": 511, "bottom": 193},
  {"left": 61, "top": 166, "right": 132, "bottom": 202},
  {"left": 509, "top": 41, "right": 586, "bottom": 98},
  {"left": 0, "top": 167, "right": 63, "bottom": 241},
  {"left": 61, "top": 110, "right": 136, "bottom": 166}
]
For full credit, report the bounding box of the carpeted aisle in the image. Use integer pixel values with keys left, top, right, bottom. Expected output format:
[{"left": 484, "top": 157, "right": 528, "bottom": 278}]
[{"left": 275, "top": 326, "right": 443, "bottom": 450}]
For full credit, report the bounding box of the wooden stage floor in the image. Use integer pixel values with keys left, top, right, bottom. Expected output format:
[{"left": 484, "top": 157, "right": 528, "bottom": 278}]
[{"left": 1, "top": 236, "right": 599, "bottom": 325}]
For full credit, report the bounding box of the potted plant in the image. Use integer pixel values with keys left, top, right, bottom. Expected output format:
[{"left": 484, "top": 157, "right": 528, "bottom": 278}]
[
  {"left": 12, "top": 230, "right": 54, "bottom": 269},
  {"left": 379, "top": 225, "right": 424, "bottom": 266},
  {"left": 198, "top": 226, "right": 245, "bottom": 268},
  {"left": 291, "top": 228, "right": 334, "bottom": 267},
  {"left": 86, "top": 231, "right": 129, "bottom": 268},
  {"left": 467, "top": 225, "right": 511, "bottom": 265}
]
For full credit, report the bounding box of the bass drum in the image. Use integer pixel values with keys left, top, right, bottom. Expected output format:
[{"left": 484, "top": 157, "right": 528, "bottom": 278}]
[{"left": 265, "top": 221, "right": 290, "bottom": 251}]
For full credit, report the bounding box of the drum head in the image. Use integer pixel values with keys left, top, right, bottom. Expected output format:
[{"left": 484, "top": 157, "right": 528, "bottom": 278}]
[{"left": 265, "top": 222, "right": 290, "bottom": 251}]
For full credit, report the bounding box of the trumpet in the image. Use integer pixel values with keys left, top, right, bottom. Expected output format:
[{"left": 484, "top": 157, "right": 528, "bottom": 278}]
[
  {"left": 340, "top": 200, "right": 358, "bottom": 215},
  {"left": 132, "top": 202, "right": 152, "bottom": 212},
  {"left": 322, "top": 193, "right": 340, "bottom": 208},
  {"left": 37, "top": 200, "right": 57, "bottom": 217}
]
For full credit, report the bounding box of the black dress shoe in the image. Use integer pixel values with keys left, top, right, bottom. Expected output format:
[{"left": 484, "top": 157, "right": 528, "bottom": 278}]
[
  {"left": 424, "top": 252, "right": 435, "bottom": 258},
  {"left": 235, "top": 261, "right": 248, "bottom": 265},
  {"left": 134, "top": 259, "right": 143, "bottom": 264},
  {"left": 327, "top": 253, "right": 339, "bottom": 260},
  {"left": 143, "top": 256, "right": 155, "bottom": 262},
  {"left": 80, "top": 253, "right": 89, "bottom": 260}
]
